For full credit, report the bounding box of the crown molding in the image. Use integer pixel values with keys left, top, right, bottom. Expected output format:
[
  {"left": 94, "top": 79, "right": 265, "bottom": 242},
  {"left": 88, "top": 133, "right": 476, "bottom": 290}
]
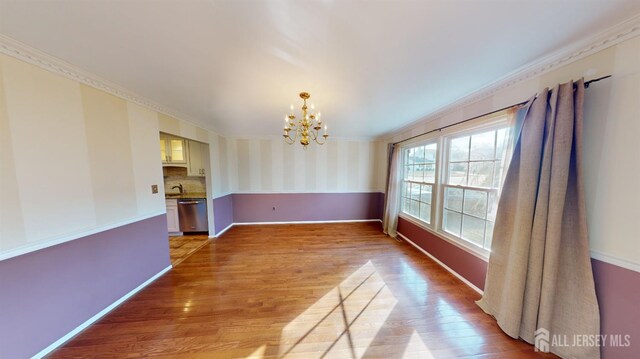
[
  {"left": 0, "top": 33, "right": 218, "bottom": 134},
  {"left": 378, "top": 13, "right": 640, "bottom": 141}
]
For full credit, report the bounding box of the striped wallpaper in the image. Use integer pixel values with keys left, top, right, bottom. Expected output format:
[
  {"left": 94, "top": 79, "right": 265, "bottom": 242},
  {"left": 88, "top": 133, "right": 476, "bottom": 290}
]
[
  {"left": 208, "top": 136, "right": 387, "bottom": 197},
  {"left": 0, "top": 51, "right": 387, "bottom": 258},
  {"left": 0, "top": 53, "right": 168, "bottom": 258}
]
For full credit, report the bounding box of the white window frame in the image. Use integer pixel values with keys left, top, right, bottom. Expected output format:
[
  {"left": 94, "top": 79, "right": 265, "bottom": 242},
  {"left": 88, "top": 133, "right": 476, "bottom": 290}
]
[
  {"left": 398, "top": 111, "right": 513, "bottom": 261},
  {"left": 398, "top": 139, "right": 439, "bottom": 228}
]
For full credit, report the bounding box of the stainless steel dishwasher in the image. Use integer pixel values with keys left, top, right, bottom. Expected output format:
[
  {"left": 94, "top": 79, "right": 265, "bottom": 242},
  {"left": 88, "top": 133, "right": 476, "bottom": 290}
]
[{"left": 177, "top": 199, "right": 208, "bottom": 233}]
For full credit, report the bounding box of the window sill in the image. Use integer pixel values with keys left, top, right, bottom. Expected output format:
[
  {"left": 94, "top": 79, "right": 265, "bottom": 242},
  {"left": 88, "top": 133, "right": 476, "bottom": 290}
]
[{"left": 398, "top": 213, "right": 490, "bottom": 262}]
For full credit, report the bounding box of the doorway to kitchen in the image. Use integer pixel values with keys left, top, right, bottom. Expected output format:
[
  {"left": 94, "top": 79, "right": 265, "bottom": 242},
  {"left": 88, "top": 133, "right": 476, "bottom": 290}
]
[{"left": 160, "top": 132, "right": 212, "bottom": 266}]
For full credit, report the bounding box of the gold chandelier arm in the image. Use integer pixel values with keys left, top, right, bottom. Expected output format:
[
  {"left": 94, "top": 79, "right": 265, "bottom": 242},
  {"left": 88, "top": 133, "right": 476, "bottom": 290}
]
[
  {"left": 309, "top": 128, "right": 318, "bottom": 141},
  {"left": 284, "top": 134, "right": 295, "bottom": 145},
  {"left": 308, "top": 128, "right": 325, "bottom": 145},
  {"left": 314, "top": 134, "right": 328, "bottom": 145},
  {"left": 284, "top": 125, "right": 301, "bottom": 145}
]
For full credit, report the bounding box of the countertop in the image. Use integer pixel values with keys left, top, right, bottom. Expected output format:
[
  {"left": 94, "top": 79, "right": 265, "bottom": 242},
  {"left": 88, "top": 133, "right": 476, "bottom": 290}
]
[{"left": 165, "top": 192, "right": 207, "bottom": 199}]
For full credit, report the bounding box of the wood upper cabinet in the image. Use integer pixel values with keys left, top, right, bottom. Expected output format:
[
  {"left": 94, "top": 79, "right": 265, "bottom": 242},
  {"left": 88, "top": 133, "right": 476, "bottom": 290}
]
[
  {"left": 187, "top": 140, "right": 206, "bottom": 177},
  {"left": 160, "top": 134, "right": 187, "bottom": 165}
]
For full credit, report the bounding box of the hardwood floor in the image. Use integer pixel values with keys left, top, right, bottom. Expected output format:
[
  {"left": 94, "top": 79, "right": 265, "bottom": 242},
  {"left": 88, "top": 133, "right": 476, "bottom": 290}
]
[
  {"left": 168, "top": 234, "right": 211, "bottom": 266},
  {"left": 50, "top": 222, "right": 555, "bottom": 358}
]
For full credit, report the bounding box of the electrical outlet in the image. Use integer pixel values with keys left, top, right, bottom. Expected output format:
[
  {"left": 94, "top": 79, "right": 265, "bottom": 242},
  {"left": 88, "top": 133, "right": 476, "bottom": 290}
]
[{"left": 151, "top": 184, "right": 158, "bottom": 194}]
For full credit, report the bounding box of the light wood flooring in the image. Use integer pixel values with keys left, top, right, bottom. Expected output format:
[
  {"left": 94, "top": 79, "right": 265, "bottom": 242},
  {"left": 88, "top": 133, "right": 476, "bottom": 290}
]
[
  {"left": 168, "top": 234, "right": 211, "bottom": 266},
  {"left": 50, "top": 222, "right": 555, "bottom": 358}
]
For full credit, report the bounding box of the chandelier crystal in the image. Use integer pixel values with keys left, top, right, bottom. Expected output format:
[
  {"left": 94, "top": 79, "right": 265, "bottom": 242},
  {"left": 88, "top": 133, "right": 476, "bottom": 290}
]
[{"left": 283, "top": 92, "right": 328, "bottom": 149}]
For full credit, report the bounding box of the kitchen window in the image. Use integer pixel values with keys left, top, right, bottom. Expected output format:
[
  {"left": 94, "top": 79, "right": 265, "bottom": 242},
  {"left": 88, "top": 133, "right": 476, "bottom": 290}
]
[{"left": 398, "top": 111, "right": 514, "bottom": 258}]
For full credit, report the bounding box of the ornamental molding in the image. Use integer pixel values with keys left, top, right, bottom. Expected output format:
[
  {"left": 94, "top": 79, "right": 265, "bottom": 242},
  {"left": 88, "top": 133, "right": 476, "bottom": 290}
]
[{"left": 0, "top": 33, "right": 214, "bottom": 133}]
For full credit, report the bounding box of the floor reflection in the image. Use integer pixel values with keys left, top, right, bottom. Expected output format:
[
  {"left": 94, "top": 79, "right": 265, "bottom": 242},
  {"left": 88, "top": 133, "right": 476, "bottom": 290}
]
[
  {"left": 278, "top": 261, "right": 398, "bottom": 358},
  {"left": 399, "top": 259, "right": 428, "bottom": 304}
]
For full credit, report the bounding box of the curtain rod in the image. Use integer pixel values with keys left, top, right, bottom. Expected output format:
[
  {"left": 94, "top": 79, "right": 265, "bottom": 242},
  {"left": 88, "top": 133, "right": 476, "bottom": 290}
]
[{"left": 392, "top": 75, "right": 612, "bottom": 146}]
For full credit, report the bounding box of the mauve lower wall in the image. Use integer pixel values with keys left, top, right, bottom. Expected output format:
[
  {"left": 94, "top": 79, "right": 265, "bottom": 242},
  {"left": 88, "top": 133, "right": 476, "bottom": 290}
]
[
  {"left": 213, "top": 194, "right": 234, "bottom": 234},
  {"left": 397, "top": 216, "right": 488, "bottom": 290},
  {"left": 232, "top": 192, "right": 384, "bottom": 223},
  {"left": 0, "top": 215, "right": 171, "bottom": 359},
  {"left": 592, "top": 259, "right": 640, "bottom": 358},
  {"left": 398, "top": 216, "right": 640, "bottom": 358}
]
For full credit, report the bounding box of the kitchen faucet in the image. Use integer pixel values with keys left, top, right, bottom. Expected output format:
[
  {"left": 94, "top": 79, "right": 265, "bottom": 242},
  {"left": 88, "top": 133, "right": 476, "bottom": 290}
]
[{"left": 171, "top": 183, "right": 184, "bottom": 194}]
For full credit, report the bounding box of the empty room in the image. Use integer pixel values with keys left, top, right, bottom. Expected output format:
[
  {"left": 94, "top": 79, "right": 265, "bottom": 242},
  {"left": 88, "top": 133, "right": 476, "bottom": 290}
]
[{"left": 1, "top": 1, "right": 639, "bottom": 358}]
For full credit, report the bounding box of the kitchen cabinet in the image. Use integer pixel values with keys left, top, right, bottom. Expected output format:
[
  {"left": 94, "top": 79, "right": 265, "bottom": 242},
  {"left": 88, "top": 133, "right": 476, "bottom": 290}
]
[
  {"left": 187, "top": 140, "right": 207, "bottom": 177},
  {"left": 160, "top": 134, "right": 187, "bottom": 165},
  {"left": 166, "top": 199, "right": 180, "bottom": 233}
]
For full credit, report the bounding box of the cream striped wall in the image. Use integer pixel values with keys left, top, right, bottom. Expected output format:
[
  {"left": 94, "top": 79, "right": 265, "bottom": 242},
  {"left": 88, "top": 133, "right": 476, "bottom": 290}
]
[
  {"left": 154, "top": 112, "right": 388, "bottom": 197},
  {"left": 208, "top": 137, "right": 387, "bottom": 197},
  {"left": 0, "top": 51, "right": 387, "bottom": 259},
  {"left": 0, "top": 53, "right": 167, "bottom": 258}
]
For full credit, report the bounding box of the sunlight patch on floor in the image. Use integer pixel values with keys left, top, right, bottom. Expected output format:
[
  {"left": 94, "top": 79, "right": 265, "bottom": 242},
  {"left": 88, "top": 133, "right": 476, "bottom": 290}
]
[
  {"left": 402, "top": 330, "right": 434, "bottom": 359},
  {"left": 278, "top": 261, "right": 398, "bottom": 358},
  {"left": 245, "top": 344, "right": 267, "bottom": 359}
]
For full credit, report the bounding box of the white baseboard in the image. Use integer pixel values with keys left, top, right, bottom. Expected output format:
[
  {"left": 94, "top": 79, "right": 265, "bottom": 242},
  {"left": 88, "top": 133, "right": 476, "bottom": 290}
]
[
  {"left": 212, "top": 223, "right": 234, "bottom": 238},
  {"left": 397, "top": 232, "right": 484, "bottom": 295},
  {"left": 32, "top": 265, "right": 172, "bottom": 359},
  {"left": 234, "top": 219, "right": 382, "bottom": 225},
  {"left": 212, "top": 219, "right": 382, "bottom": 238}
]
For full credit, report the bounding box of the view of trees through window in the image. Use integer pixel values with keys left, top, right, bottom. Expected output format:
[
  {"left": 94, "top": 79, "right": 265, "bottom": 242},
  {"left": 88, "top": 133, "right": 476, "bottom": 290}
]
[
  {"left": 399, "top": 118, "right": 511, "bottom": 253},
  {"left": 401, "top": 143, "right": 437, "bottom": 224},
  {"left": 443, "top": 127, "right": 509, "bottom": 250}
]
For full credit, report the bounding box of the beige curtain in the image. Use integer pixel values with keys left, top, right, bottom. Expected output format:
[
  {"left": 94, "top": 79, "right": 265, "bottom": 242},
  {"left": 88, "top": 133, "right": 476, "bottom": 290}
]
[
  {"left": 382, "top": 143, "right": 402, "bottom": 237},
  {"left": 476, "top": 79, "right": 600, "bottom": 358}
]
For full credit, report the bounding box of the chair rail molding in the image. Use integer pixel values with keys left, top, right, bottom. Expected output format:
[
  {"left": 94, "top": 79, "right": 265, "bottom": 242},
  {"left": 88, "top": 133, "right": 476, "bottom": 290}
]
[
  {"left": 0, "top": 211, "right": 166, "bottom": 261},
  {"left": 590, "top": 249, "right": 640, "bottom": 273}
]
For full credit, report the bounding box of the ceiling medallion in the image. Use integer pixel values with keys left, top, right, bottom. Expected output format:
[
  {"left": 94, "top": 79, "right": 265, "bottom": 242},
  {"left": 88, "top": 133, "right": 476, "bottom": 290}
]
[{"left": 283, "top": 92, "right": 328, "bottom": 149}]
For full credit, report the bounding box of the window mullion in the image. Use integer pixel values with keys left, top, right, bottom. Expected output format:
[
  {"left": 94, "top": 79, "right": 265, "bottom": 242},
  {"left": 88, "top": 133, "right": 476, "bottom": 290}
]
[
  {"left": 444, "top": 184, "right": 496, "bottom": 193},
  {"left": 466, "top": 133, "right": 472, "bottom": 186},
  {"left": 434, "top": 136, "right": 445, "bottom": 233}
]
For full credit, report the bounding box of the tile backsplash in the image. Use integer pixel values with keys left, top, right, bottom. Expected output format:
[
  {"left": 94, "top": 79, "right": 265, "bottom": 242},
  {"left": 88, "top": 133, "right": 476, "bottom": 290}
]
[{"left": 163, "top": 167, "right": 206, "bottom": 196}]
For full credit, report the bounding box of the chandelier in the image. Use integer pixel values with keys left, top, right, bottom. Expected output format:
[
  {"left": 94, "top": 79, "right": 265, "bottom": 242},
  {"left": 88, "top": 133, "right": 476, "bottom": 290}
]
[{"left": 283, "top": 92, "right": 328, "bottom": 148}]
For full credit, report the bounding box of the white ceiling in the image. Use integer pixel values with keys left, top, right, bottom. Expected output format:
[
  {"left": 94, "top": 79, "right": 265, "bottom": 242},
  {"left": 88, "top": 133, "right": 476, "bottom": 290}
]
[{"left": 1, "top": 1, "right": 639, "bottom": 139}]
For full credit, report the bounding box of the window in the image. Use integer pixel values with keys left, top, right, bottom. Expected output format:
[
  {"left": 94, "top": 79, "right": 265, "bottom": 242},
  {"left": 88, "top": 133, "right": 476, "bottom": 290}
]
[
  {"left": 442, "top": 126, "right": 509, "bottom": 250},
  {"left": 400, "top": 142, "right": 437, "bottom": 224},
  {"left": 398, "top": 112, "right": 513, "bottom": 257}
]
